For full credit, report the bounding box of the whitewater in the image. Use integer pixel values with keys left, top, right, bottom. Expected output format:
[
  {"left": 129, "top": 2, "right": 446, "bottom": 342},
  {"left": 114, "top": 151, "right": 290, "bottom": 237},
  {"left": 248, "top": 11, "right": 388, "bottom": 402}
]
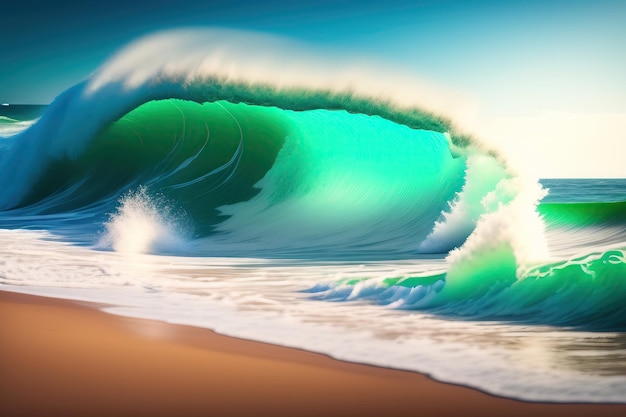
[{"left": 1, "top": 29, "right": 625, "bottom": 402}]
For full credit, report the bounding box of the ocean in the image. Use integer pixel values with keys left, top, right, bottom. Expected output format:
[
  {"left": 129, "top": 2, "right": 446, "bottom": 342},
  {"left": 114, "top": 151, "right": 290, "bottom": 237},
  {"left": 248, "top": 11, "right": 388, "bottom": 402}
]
[{"left": 1, "top": 30, "right": 625, "bottom": 404}]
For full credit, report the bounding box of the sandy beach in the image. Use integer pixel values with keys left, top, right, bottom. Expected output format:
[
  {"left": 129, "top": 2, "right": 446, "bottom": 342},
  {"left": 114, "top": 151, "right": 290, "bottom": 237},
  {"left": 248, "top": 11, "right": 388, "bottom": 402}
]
[{"left": 1, "top": 290, "right": 624, "bottom": 417}]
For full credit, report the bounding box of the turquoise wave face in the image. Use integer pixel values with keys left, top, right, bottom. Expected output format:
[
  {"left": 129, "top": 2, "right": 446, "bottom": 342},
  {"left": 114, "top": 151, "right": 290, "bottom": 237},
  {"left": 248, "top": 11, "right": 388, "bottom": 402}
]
[
  {"left": 17, "top": 100, "right": 290, "bottom": 229},
  {"left": 0, "top": 98, "right": 476, "bottom": 257},
  {"left": 210, "top": 104, "right": 467, "bottom": 257}
]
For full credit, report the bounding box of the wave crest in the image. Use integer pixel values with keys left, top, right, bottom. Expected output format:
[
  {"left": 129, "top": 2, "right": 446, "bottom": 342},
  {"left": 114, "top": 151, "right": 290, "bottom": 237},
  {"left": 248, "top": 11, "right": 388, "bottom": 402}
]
[{"left": 0, "top": 28, "right": 539, "bottom": 262}]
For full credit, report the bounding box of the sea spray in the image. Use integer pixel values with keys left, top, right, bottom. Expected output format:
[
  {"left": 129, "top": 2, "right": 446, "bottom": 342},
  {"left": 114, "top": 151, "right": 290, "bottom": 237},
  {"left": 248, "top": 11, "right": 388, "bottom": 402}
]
[
  {"left": 98, "top": 186, "right": 190, "bottom": 254},
  {"left": 437, "top": 175, "right": 549, "bottom": 302},
  {"left": 309, "top": 175, "right": 552, "bottom": 313},
  {"left": 418, "top": 154, "right": 511, "bottom": 253}
]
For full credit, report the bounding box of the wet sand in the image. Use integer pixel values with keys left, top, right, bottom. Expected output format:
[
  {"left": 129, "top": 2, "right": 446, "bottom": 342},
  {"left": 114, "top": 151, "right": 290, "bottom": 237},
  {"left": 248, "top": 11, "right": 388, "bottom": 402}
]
[{"left": 1, "top": 290, "right": 624, "bottom": 417}]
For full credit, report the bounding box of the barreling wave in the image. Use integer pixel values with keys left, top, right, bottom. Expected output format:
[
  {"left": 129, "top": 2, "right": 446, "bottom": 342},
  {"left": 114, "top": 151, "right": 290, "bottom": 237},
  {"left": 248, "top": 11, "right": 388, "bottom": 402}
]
[
  {"left": 0, "top": 29, "right": 479, "bottom": 209},
  {"left": 0, "top": 95, "right": 473, "bottom": 257},
  {"left": 2, "top": 28, "right": 623, "bottom": 329},
  {"left": 0, "top": 28, "right": 509, "bottom": 258}
]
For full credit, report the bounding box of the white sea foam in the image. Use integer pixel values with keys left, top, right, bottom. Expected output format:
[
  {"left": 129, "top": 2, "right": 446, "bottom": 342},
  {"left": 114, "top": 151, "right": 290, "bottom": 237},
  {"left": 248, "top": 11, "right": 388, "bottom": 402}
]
[
  {"left": 447, "top": 175, "right": 549, "bottom": 270},
  {"left": 418, "top": 154, "right": 509, "bottom": 253},
  {"left": 1, "top": 229, "right": 625, "bottom": 403},
  {"left": 98, "top": 186, "right": 190, "bottom": 254}
]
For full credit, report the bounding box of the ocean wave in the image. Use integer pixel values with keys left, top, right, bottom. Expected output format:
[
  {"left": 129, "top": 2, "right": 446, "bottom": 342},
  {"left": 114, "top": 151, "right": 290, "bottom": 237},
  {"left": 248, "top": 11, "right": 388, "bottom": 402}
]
[
  {"left": 0, "top": 29, "right": 520, "bottom": 259},
  {"left": 0, "top": 28, "right": 622, "bottom": 330}
]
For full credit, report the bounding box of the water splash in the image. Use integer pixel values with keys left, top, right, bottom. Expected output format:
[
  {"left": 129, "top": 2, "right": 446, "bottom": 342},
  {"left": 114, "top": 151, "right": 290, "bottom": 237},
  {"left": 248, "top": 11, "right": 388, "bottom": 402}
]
[{"left": 98, "top": 186, "right": 190, "bottom": 254}]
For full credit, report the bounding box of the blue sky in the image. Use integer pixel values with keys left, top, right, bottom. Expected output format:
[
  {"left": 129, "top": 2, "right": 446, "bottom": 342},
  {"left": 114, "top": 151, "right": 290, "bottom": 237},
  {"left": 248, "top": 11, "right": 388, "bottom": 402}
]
[{"left": 2, "top": 0, "right": 625, "bottom": 177}]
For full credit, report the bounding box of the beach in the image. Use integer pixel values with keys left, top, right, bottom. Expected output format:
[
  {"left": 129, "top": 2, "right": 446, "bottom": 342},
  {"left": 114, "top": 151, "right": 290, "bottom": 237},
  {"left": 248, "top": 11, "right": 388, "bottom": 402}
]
[{"left": 1, "top": 290, "right": 624, "bottom": 417}]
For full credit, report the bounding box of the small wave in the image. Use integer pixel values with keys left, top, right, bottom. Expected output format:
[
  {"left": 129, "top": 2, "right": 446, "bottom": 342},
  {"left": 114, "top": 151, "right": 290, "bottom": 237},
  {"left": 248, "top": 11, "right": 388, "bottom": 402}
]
[{"left": 311, "top": 248, "right": 626, "bottom": 330}]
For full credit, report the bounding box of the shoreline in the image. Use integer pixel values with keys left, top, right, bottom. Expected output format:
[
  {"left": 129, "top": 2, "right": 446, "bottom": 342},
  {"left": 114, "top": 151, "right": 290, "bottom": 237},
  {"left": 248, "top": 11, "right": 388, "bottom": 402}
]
[{"left": 1, "top": 290, "right": 625, "bottom": 417}]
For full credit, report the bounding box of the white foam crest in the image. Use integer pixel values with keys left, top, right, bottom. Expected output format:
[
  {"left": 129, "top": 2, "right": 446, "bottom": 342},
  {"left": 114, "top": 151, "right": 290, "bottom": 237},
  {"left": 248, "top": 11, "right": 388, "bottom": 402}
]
[
  {"left": 98, "top": 186, "right": 190, "bottom": 254},
  {"left": 88, "top": 28, "right": 477, "bottom": 127},
  {"left": 418, "top": 154, "right": 509, "bottom": 253},
  {"left": 447, "top": 176, "right": 549, "bottom": 271}
]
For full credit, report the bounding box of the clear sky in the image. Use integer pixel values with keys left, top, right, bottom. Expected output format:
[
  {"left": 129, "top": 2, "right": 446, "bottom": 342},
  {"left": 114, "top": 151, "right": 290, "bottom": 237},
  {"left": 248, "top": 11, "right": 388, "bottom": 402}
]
[{"left": 2, "top": 0, "right": 625, "bottom": 177}]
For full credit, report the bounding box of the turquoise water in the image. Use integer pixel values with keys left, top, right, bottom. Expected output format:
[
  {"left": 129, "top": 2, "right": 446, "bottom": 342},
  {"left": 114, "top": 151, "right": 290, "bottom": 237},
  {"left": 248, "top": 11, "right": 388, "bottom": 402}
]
[{"left": 1, "top": 31, "right": 625, "bottom": 402}]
